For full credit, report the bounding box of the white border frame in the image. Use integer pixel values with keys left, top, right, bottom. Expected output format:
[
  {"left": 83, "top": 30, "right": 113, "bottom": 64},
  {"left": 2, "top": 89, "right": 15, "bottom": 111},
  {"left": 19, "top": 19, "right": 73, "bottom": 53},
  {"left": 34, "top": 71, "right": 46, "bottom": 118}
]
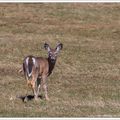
[
  {"left": 0, "top": 0, "right": 119, "bottom": 2},
  {"left": 0, "top": 1, "right": 120, "bottom": 120},
  {"left": 1, "top": 118, "right": 120, "bottom": 120}
]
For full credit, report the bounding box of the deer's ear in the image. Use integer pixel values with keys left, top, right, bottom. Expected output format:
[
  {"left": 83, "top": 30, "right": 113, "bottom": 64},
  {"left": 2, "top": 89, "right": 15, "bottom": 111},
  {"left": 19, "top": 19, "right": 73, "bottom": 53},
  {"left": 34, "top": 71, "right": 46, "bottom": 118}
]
[
  {"left": 56, "top": 43, "right": 63, "bottom": 53},
  {"left": 44, "top": 42, "right": 50, "bottom": 52}
]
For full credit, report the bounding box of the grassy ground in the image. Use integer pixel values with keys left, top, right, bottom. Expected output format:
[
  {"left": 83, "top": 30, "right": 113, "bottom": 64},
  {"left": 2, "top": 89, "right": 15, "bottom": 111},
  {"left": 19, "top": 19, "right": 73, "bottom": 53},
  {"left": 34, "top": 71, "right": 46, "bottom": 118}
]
[{"left": 0, "top": 3, "right": 120, "bottom": 117}]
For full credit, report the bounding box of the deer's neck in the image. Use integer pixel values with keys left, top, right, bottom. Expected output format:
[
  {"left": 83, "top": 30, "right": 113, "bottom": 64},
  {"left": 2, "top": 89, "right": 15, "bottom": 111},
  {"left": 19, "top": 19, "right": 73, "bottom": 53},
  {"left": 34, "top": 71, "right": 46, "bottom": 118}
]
[{"left": 48, "top": 57, "right": 56, "bottom": 76}]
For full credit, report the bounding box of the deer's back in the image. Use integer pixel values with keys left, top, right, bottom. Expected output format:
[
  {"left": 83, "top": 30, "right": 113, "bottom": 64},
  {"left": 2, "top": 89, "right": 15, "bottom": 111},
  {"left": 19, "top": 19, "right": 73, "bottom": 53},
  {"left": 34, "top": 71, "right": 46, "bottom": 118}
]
[{"left": 36, "top": 57, "right": 49, "bottom": 76}]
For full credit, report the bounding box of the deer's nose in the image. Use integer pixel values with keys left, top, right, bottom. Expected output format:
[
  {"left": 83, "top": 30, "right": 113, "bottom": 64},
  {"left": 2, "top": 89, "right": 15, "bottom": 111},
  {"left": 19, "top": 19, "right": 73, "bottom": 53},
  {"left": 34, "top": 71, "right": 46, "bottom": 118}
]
[{"left": 51, "top": 56, "right": 55, "bottom": 60}]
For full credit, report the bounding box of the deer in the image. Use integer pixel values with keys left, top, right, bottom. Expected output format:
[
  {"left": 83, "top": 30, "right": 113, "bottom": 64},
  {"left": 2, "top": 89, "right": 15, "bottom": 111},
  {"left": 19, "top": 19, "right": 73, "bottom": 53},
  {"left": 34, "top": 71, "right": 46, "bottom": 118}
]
[{"left": 22, "top": 42, "right": 63, "bottom": 101}]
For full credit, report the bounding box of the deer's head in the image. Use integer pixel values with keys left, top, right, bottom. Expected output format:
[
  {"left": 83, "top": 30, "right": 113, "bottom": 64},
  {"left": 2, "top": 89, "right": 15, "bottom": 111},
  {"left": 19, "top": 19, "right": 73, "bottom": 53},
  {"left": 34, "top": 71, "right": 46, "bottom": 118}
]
[{"left": 44, "top": 42, "right": 63, "bottom": 62}]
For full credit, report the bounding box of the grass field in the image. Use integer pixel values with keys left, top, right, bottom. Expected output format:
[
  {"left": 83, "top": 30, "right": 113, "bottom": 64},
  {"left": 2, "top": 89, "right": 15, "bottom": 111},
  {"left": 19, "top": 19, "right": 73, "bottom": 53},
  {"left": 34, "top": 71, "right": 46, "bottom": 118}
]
[{"left": 0, "top": 3, "right": 120, "bottom": 117}]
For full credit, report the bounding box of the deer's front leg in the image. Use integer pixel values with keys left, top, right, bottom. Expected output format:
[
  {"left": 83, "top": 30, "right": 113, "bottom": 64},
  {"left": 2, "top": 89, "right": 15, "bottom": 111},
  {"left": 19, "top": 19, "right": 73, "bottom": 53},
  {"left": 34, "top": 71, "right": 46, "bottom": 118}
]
[
  {"left": 42, "top": 76, "right": 49, "bottom": 101},
  {"left": 36, "top": 77, "right": 41, "bottom": 99}
]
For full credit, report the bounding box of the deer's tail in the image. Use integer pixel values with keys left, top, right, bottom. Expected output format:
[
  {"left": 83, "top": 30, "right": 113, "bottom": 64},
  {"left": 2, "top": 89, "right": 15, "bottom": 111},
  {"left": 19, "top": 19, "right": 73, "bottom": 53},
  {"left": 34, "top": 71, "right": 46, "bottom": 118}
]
[{"left": 23, "top": 56, "right": 36, "bottom": 78}]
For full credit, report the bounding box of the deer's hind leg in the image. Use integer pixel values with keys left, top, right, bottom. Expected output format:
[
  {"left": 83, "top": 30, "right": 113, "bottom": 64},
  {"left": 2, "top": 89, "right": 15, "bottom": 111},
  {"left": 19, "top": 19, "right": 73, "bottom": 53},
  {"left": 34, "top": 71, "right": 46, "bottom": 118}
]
[
  {"left": 31, "top": 72, "right": 40, "bottom": 101},
  {"left": 31, "top": 78, "right": 38, "bottom": 100},
  {"left": 24, "top": 75, "right": 31, "bottom": 102}
]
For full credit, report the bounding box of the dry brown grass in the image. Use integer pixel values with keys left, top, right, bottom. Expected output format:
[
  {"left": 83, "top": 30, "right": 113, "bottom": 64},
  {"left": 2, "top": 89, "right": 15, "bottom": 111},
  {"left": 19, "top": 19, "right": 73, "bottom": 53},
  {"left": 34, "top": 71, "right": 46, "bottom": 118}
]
[{"left": 0, "top": 3, "right": 120, "bottom": 117}]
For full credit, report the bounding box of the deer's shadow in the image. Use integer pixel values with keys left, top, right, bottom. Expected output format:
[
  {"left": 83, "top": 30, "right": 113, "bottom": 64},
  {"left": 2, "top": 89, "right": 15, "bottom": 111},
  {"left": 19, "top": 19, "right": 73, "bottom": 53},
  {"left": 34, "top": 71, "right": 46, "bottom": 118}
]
[
  {"left": 17, "top": 94, "right": 43, "bottom": 102},
  {"left": 17, "top": 78, "right": 43, "bottom": 102}
]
